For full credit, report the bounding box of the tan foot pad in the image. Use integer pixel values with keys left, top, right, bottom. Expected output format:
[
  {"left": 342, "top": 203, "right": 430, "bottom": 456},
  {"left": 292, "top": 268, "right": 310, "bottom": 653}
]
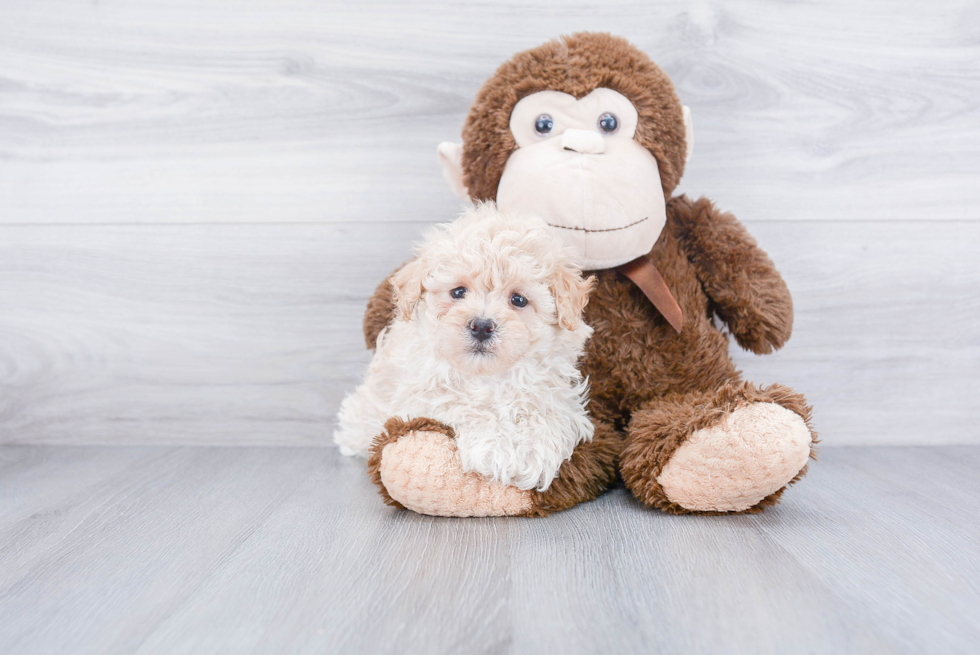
[
  {"left": 657, "top": 402, "right": 812, "bottom": 512},
  {"left": 379, "top": 431, "right": 533, "bottom": 517}
]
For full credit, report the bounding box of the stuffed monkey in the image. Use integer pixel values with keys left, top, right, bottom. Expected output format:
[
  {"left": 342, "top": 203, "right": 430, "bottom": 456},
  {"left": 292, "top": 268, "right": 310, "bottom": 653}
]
[{"left": 362, "top": 32, "right": 816, "bottom": 517}]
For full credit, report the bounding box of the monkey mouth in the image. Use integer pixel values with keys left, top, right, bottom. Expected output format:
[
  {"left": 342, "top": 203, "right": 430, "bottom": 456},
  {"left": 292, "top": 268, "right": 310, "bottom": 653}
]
[{"left": 546, "top": 216, "right": 649, "bottom": 234}]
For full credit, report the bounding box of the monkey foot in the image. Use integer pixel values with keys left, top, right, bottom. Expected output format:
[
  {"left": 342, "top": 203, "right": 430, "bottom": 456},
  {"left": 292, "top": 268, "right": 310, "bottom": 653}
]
[
  {"left": 657, "top": 402, "right": 812, "bottom": 512},
  {"left": 621, "top": 383, "right": 817, "bottom": 514},
  {"left": 367, "top": 419, "right": 533, "bottom": 517}
]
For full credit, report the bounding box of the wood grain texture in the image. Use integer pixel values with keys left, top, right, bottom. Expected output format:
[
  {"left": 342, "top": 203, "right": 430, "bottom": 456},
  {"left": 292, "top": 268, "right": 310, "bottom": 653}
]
[
  {"left": 0, "top": 445, "right": 977, "bottom": 654},
  {"left": 0, "top": 1, "right": 977, "bottom": 448},
  {"left": 0, "top": 0, "right": 977, "bottom": 224},
  {"left": 1, "top": 219, "right": 977, "bottom": 446}
]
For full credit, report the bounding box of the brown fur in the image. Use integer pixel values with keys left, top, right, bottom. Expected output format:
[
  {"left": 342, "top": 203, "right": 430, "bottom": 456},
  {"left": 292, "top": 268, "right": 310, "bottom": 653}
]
[
  {"left": 669, "top": 196, "right": 793, "bottom": 354},
  {"left": 524, "top": 419, "right": 622, "bottom": 517},
  {"left": 363, "top": 272, "right": 397, "bottom": 349},
  {"left": 361, "top": 33, "right": 812, "bottom": 515},
  {"left": 367, "top": 417, "right": 456, "bottom": 508}
]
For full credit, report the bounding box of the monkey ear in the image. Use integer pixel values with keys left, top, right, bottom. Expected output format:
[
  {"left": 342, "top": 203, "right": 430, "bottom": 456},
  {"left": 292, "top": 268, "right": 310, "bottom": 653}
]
[
  {"left": 437, "top": 142, "right": 471, "bottom": 202},
  {"left": 683, "top": 106, "right": 694, "bottom": 165},
  {"left": 390, "top": 258, "right": 426, "bottom": 322}
]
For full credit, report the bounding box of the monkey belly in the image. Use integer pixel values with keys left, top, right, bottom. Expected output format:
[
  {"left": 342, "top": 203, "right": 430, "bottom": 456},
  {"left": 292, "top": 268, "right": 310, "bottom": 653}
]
[{"left": 580, "top": 265, "right": 739, "bottom": 421}]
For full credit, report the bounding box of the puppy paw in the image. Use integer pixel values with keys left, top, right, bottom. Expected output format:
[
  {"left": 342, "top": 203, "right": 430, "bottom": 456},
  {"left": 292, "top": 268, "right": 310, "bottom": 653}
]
[{"left": 367, "top": 417, "right": 533, "bottom": 517}]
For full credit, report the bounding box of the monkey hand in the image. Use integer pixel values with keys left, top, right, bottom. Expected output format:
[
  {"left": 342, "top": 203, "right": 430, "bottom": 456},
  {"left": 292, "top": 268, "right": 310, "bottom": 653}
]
[{"left": 367, "top": 417, "right": 534, "bottom": 517}]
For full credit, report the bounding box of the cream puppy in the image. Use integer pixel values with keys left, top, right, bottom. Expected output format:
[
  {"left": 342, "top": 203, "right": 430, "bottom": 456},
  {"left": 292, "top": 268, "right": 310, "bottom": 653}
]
[{"left": 334, "top": 203, "right": 595, "bottom": 492}]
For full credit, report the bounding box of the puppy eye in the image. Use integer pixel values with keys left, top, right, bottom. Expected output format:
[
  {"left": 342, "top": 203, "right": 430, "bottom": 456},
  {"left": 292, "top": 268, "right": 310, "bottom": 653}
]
[
  {"left": 510, "top": 293, "right": 528, "bottom": 308},
  {"left": 534, "top": 114, "right": 554, "bottom": 136},
  {"left": 598, "top": 112, "right": 619, "bottom": 134},
  {"left": 450, "top": 286, "right": 467, "bottom": 300}
]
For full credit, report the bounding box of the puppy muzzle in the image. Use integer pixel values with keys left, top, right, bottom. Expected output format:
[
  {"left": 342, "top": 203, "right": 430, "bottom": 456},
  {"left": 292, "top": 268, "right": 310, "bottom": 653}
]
[
  {"left": 468, "top": 317, "right": 496, "bottom": 343},
  {"left": 467, "top": 317, "right": 498, "bottom": 355}
]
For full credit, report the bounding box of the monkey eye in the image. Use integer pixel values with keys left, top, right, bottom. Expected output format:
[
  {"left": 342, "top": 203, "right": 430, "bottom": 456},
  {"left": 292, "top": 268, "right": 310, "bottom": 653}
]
[
  {"left": 450, "top": 286, "right": 467, "bottom": 300},
  {"left": 598, "top": 112, "right": 619, "bottom": 134},
  {"left": 534, "top": 114, "right": 554, "bottom": 136},
  {"left": 510, "top": 292, "right": 528, "bottom": 308}
]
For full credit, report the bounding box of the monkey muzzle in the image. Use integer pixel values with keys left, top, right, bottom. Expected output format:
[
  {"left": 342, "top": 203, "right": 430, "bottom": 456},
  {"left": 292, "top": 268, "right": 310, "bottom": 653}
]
[
  {"left": 496, "top": 135, "right": 667, "bottom": 271},
  {"left": 561, "top": 129, "right": 605, "bottom": 154}
]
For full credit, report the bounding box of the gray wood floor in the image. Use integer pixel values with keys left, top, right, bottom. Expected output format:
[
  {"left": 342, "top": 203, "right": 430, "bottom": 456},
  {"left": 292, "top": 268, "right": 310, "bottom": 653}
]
[{"left": 1, "top": 445, "right": 978, "bottom": 654}]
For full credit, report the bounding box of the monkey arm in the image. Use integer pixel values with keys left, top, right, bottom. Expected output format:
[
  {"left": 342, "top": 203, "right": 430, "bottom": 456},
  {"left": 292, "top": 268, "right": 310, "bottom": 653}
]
[
  {"left": 668, "top": 195, "right": 793, "bottom": 354},
  {"left": 362, "top": 267, "right": 403, "bottom": 349}
]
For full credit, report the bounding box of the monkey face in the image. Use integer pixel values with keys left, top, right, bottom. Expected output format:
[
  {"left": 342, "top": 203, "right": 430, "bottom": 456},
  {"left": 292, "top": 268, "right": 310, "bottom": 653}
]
[
  {"left": 439, "top": 34, "right": 693, "bottom": 272},
  {"left": 495, "top": 88, "right": 669, "bottom": 271}
]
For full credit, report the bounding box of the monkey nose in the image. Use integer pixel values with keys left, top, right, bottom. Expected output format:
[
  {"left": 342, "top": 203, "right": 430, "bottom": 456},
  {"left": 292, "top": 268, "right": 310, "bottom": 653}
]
[
  {"left": 469, "top": 317, "right": 496, "bottom": 343},
  {"left": 561, "top": 128, "right": 605, "bottom": 154}
]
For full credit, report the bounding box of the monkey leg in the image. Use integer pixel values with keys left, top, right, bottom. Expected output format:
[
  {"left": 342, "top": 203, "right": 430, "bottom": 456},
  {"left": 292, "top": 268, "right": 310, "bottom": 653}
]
[
  {"left": 367, "top": 417, "right": 621, "bottom": 517},
  {"left": 620, "top": 382, "right": 817, "bottom": 514},
  {"left": 367, "top": 417, "right": 532, "bottom": 517},
  {"left": 527, "top": 419, "right": 622, "bottom": 516}
]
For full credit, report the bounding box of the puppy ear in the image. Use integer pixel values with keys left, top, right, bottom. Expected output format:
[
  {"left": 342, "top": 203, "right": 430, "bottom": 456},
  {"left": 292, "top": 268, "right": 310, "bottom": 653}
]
[
  {"left": 552, "top": 266, "right": 595, "bottom": 331},
  {"left": 390, "top": 258, "right": 427, "bottom": 321}
]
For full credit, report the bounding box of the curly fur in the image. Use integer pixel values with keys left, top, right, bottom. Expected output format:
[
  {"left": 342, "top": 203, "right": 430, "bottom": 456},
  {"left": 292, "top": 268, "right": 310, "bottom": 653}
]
[
  {"left": 525, "top": 418, "right": 622, "bottom": 516},
  {"left": 336, "top": 204, "right": 596, "bottom": 492}
]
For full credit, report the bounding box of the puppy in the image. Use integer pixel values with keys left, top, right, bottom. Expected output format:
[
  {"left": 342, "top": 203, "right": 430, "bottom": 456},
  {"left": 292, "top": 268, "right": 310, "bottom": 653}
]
[{"left": 333, "top": 203, "right": 595, "bottom": 492}]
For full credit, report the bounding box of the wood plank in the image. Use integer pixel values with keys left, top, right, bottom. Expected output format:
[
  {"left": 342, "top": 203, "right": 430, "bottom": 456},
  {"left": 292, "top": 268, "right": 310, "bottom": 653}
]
[
  {"left": 133, "top": 457, "right": 517, "bottom": 654},
  {"left": 0, "top": 0, "right": 977, "bottom": 225},
  {"left": 0, "top": 446, "right": 328, "bottom": 654},
  {"left": 750, "top": 447, "right": 980, "bottom": 652},
  {"left": 506, "top": 492, "right": 902, "bottom": 654},
  {"left": 135, "top": 464, "right": 898, "bottom": 655},
  {"left": 1, "top": 445, "right": 977, "bottom": 653},
  {"left": 0, "top": 446, "right": 165, "bottom": 526},
  {"left": 0, "top": 222, "right": 386, "bottom": 446},
  {"left": 0, "top": 219, "right": 977, "bottom": 446}
]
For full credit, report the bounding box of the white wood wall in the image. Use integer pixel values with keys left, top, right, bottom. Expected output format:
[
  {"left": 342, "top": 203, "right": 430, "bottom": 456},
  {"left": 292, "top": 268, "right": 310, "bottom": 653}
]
[{"left": 1, "top": 0, "right": 977, "bottom": 446}]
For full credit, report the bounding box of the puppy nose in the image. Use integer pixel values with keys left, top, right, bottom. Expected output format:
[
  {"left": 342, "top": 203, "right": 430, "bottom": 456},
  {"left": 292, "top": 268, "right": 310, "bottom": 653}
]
[
  {"left": 561, "top": 128, "right": 605, "bottom": 154},
  {"left": 469, "top": 317, "right": 496, "bottom": 342}
]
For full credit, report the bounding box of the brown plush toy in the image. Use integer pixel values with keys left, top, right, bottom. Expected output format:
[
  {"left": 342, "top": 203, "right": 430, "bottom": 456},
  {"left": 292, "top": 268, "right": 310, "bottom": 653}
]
[{"left": 362, "top": 32, "right": 817, "bottom": 517}]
